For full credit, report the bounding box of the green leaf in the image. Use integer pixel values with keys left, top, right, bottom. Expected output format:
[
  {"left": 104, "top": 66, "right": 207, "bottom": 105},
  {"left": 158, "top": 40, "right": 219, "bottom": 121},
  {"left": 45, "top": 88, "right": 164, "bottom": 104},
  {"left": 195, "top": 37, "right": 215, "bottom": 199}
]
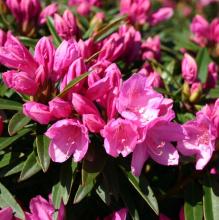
[
  {"left": 0, "top": 152, "right": 23, "bottom": 169},
  {"left": 120, "top": 168, "right": 159, "bottom": 215},
  {"left": 19, "top": 151, "right": 41, "bottom": 181},
  {"left": 0, "top": 98, "right": 22, "bottom": 111},
  {"left": 93, "top": 15, "right": 127, "bottom": 42},
  {"left": 207, "top": 87, "right": 219, "bottom": 99},
  {"left": 0, "top": 127, "right": 33, "bottom": 151},
  {"left": 0, "top": 161, "right": 25, "bottom": 177},
  {"left": 196, "top": 48, "right": 211, "bottom": 83},
  {"left": 8, "top": 111, "right": 31, "bottom": 136},
  {"left": 0, "top": 181, "right": 25, "bottom": 219},
  {"left": 203, "top": 175, "right": 219, "bottom": 220},
  {"left": 46, "top": 16, "right": 62, "bottom": 47},
  {"left": 36, "top": 135, "right": 50, "bottom": 172},
  {"left": 52, "top": 161, "right": 77, "bottom": 220},
  {"left": 57, "top": 71, "right": 90, "bottom": 98},
  {"left": 19, "top": 36, "right": 38, "bottom": 47},
  {"left": 184, "top": 181, "right": 203, "bottom": 220}
]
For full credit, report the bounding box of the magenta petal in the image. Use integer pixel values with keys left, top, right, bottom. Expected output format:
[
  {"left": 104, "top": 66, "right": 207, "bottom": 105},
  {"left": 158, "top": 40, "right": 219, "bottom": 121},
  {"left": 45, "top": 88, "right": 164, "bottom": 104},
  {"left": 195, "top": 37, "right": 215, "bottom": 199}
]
[{"left": 0, "top": 207, "right": 13, "bottom": 220}]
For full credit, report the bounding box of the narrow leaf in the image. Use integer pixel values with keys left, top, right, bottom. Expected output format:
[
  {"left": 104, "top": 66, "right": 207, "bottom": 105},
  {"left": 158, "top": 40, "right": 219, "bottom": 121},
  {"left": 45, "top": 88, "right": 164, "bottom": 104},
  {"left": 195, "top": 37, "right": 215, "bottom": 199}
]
[
  {"left": 46, "top": 16, "right": 62, "bottom": 47},
  {"left": 0, "top": 98, "right": 22, "bottom": 111},
  {"left": 0, "top": 128, "right": 33, "bottom": 151},
  {"left": 19, "top": 36, "right": 38, "bottom": 47},
  {"left": 19, "top": 151, "right": 41, "bottom": 181},
  {"left": 196, "top": 48, "right": 211, "bottom": 83},
  {"left": 0, "top": 182, "right": 25, "bottom": 219},
  {"left": 36, "top": 135, "right": 50, "bottom": 172},
  {"left": 8, "top": 111, "right": 30, "bottom": 136}
]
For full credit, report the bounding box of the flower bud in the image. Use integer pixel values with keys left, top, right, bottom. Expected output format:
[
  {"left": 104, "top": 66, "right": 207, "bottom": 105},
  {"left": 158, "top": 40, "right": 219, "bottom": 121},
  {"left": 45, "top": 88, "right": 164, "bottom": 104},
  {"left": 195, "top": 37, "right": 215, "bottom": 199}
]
[
  {"left": 150, "top": 7, "right": 173, "bottom": 26},
  {"left": 189, "top": 82, "right": 202, "bottom": 103}
]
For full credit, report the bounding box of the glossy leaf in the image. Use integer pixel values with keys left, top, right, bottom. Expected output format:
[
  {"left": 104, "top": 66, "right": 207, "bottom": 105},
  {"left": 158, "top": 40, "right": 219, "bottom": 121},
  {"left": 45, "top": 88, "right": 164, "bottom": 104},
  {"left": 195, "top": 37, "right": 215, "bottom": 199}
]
[
  {"left": 0, "top": 98, "right": 22, "bottom": 111},
  {"left": 36, "top": 135, "right": 50, "bottom": 172},
  {"left": 0, "top": 181, "right": 25, "bottom": 219},
  {"left": 8, "top": 111, "right": 31, "bottom": 136},
  {"left": 0, "top": 128, "right": 33, "bottom": 151},
  {"left": 19, "top": 151, "right": 41, "bottom": 182}
]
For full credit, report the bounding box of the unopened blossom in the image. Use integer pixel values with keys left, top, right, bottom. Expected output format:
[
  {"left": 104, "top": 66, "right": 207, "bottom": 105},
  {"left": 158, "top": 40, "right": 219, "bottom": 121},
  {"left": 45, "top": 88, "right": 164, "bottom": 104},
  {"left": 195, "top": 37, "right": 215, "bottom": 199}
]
[
  {"left": 181, "top": 53, "right": 198, "bottom": 84},
  {"left": 177, "top": 113, "right": 216, "bottom": 170},
  {"left": 120, "top": 0, "right": 151, "bottom": 24},
  {"left": 54, "top": 10, "right": 78, "bottom": 40},
  {"left": 101, "top": 118, "right": 139, "bottom": 157},
  {"left": 0, "top": 29, "right": 6, "bottom": 46},
  {"left": 49, "top": 97, "right": 72, "bottom": 119},
  {"left": 45, "top": 119, "right": 89, "bottom": 163},
  {"left": 23, "top": 101, "right": 52, "bottom": 125},
  {"left": 104, "top": 208, "right": 128, "bottom": 220},
  {"left": 131, "top": 119, "right": 183, "bottom": 176},
  {"left": 149, "top": 7, "right": 173, "bottom": 26},
  {"left": 3, "top": 70, "right": 38, "bottom": 95},
  {"left": 38, "top": 3, "right": 58, "bottom": 25},
  {"left": 25, "top": 195, "right": 65, "bottom": 220},
  {"left": 204, "top": 62, "right": 218, "bottom": 89},
  {"left": 209, "top": 18, "right": 219, "bottom": 43},
  {"left": 53, "top": 40, "right": 80, "bottom": 81},
  {"left": 190, "top": 15, "right": 209, "bottom": 46}
]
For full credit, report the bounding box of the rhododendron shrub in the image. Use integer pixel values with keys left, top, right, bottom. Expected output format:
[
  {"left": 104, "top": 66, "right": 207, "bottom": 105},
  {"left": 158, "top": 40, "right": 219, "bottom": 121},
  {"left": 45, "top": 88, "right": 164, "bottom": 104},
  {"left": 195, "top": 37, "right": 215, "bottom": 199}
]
[{"left": 0, "top": 0, "right": 218, "bottom": 219}]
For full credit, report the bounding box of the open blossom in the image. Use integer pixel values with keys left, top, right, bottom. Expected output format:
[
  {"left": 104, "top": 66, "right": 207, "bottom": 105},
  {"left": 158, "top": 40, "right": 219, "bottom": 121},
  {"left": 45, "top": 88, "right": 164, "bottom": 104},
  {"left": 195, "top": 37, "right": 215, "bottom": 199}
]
[
  {"left": 181, "top": 53, "right": 198, "bottom": 84},
  {"left": 120, "top": 0, "right": 151, "bottom": 24},
  {"left": 25, "top": 195, "right": 64, "bottom": 220},
  {"left": 101, "top": 118, "right": 139, "bottom": 157},
  {"left": 177, "top": 113, "right": 216, "bottom": 170},
  {"left": 149, "top": 7, "right": 173, "bottom": 26},
  {"left": 45, "top": 119, "right": 89, "bottom": 163},
  {"left": 54, "top": 10, "right": 78, "bottom": 40},
  {"left": 23, "top": 101, "right": 52, "bottom": 125},
  {"left": 131, "top": 119, "right": 183, "bottom": 176},
  {"left": 116, "top": 73, "right": 164, "bottom": 126}
]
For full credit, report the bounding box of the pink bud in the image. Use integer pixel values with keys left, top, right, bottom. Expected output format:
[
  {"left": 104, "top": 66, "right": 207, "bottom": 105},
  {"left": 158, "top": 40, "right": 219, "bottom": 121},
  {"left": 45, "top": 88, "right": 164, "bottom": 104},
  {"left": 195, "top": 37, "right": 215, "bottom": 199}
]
[
  {"left": 83, "top": 114, "right": 105, "bottom": 133},
  {"left": 34, "top": 37, "right": 55, "bottom": 78},
  {"left": 204, "top": 62, "right": 218, "bottom": 89},
  {"left": 72, "top": 93, "right": 99, "bottom": 115},
  {"left": 0, "top": 33, "right": 38, "bottom": 75},
  {"left": 0, "top": 207, "right": 13, "bottom": 220},
  {"left": 190, "top": 15, "right": 209, "bottom": 46},
  {"left": 0, "top": 29, "right": 6, "bottom": 46},
  {"left": 78, "top": 38, "right": 97, "bottom": 60},
  {"left": 150, "top": 7, "right": 173, "bottom": 26},
  {"left": 49, "top": 97, "right": 72, "bottom": 119},
  {"left": 210, "top": 18, "right": 219, "bottom": 43},
  {"left": 23, "top": 101, "right": 52, "bottom": 124},
  {"left": 38, "top": 3, "right": 58, "bottom": 25},
  {"left": 182, "top": 53, "right": 198, "bottom": 84},
  {"left": 3, "top": 70, "right": 38, "bottom": 95},
  {"left": 45, "top": 119, "right": 89, "bottom": 162},
  {"left": 53, "top": 40, "right": 80, "bottom": 81},
  {"left": 21, "top": 0, "right": 41, "bottom": 22}
]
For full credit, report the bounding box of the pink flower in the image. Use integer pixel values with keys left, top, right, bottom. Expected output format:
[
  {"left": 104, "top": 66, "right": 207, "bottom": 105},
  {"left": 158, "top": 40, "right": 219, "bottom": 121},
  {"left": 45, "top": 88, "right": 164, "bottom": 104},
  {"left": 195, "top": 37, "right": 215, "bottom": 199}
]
[
  {"left": 38, "top": 3, "right": 58, "bottom": 25},
  {"left": 190, "top": 15, "right": 209, "bottom": 46},
  {"left": 177, "top": 114, "right": 216, "bottom": 170},
  {"left": 6, "top": 0, "right": 41, "bottom": 23},
  {"left": 131, "top": 119, "right": 183, "bottom": 176},
  {"left": 181, "top": 53, "right": 198, "bottom": 84},
  {"left": 209, "top": 18, "right": 219, "bottom": 43},
  {"left": 0, "top": 207, "right": 14, "bottom": 220},
  {"left": 26, "top": 195, "right": 64, "bottom": 220},
  {"left": 116, "top": 73, "right": 164, "bottom": 126},
  {"left": 120, "top": 0, "right": 151, "bottom": 24},
  {"left": 101, "top": 118, "right": 139, "bottom": 157},
  {"left": 204, "top": 62, "right": 218, "bottom": 89},
  {"left": 149, "top": 7, "right": 173, "bottom": 26},
  {"left": 3, "top": 70, "right": 38, "bottom": 95},
  {"left": 54, "top": 10, "right": 78, "bottom": 40},
  {"left": 49, "top": 97, "right": 72, "bottom": 119},
  {"left": 104, "top": 208, "right": 127, "bottom": 220},
  {"left": 0, "top": 33, "right": 38, "bottom": 75},
  {"left": 0, "top": 29, "right": 6, "bottom": 46},
  {"left": 141, "top": 36, "right": 161, "bottom": 60},
  {"left": 45, "top": 119, "right": 89, "bottom": 163},
  {"left": 23, "top": 101, "right": 52, "bottom": 125},
  {"left": 34, "top": 37, "right": 55, "bottom": 79},
  {"left": 53, "top": 40, "right": 80, "bottom": 81},
  {"left": 83, "top": 114, "right": 105, "bottom": 133}
]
